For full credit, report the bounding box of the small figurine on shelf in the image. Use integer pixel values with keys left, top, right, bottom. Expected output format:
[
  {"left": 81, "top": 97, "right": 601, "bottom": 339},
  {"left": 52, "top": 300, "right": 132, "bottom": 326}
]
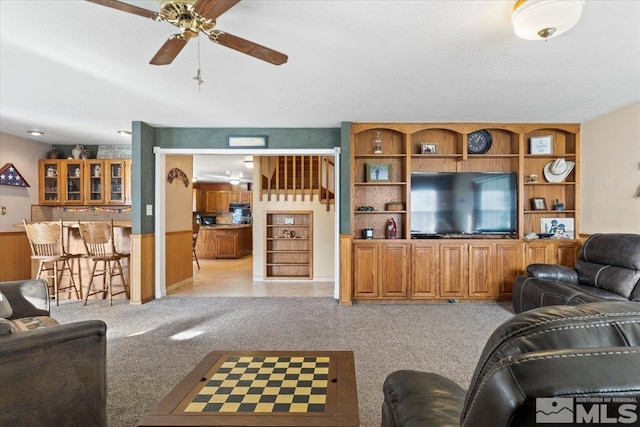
[
  {"left": 386, "top": 217, "right": 397, "bottom": 239},
  {"left": 373, "top": 130, "right": 383, "bottom": 154}
]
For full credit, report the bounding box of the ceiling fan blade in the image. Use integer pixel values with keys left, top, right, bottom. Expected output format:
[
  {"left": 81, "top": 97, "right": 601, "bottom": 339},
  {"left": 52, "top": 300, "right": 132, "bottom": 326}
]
[
  {"left": 211, "top": 31, "right": 288, "bottom": 65},
  {"left": 150, "top": 35, "right": 189, "bottom": 65},
  {"left": 193, "top": 0, "right": 241, "bottom": 21},
  {"left": 84, "top": 0, "right": 158, "bottom": 19}
]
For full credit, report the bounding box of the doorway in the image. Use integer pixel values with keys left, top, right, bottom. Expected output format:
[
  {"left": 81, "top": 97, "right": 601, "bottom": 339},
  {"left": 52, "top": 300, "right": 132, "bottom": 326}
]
[{"left": 154, "top": 147, "right": 341, "bottom": 300}]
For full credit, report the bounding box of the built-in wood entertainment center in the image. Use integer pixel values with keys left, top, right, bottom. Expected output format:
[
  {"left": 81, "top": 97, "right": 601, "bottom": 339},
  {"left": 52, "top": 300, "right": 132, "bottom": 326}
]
[{"left": 342, "top": 122, "right": 581, "bottom": 304}]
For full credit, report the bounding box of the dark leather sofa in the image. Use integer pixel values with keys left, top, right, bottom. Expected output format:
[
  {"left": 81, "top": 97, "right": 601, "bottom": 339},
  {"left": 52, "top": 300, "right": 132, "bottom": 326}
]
[
  {"left": 0, "top": 279, "right": 107, "bottom": 427},
  {"left": 382, "top": 301, "right": 640, "bottom": 427},
  {"left": 513, "top": 233, "right": 640, "bottom": 313}
]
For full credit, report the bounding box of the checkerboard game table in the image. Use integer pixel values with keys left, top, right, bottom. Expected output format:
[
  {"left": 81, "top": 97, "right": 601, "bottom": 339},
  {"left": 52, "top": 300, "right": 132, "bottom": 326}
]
[{"left": 138, "top": 351, "right": 359, "bottom": 426}]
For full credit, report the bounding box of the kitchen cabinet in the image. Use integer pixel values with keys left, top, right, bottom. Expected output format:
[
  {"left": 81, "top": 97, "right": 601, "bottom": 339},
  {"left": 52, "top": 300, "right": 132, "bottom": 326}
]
[
  {"left": 195, "top": 225, "right": 252, "bottom": 259},
  {"left": 38, "top": 159, "right": 131, "bottom": 205}
]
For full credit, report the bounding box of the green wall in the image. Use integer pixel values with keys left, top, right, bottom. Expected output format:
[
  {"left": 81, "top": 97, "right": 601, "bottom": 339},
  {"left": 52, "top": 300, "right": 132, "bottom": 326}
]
[{"left": 130, "top": 123, "right": 349, "bottom": 235}]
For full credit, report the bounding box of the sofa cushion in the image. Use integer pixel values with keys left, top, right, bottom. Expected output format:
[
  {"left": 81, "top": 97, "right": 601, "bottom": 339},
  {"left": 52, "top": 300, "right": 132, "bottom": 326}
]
[
  {"left": 0, "top": 291, "right": 12, "bottom": 318},
  {"left": 9, "top": 316, "right": 59, "bottom": 332},
  {"left": 0, "top": 318, "right": 16, "bottom": 335}
]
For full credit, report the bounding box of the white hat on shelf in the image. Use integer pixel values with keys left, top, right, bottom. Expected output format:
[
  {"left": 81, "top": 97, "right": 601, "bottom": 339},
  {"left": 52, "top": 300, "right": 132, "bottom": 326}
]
[{"left": 543, "top": 158, "right": 575, "bottom": 183}]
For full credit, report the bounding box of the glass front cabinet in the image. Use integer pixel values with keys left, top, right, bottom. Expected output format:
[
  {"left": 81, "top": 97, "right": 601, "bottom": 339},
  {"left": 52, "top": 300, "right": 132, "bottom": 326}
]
[{"left": 38, "top": 159, "right": 131, "bottom": 206}]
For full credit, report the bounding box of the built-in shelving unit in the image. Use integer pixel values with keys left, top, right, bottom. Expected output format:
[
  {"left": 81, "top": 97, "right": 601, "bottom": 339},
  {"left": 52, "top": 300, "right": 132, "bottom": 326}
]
[
  {"left": 265, "top": 211, "right": 313, "bottom": 279},
  {"left": 347, "top": 122, "right": 581, "bottom": 303}
]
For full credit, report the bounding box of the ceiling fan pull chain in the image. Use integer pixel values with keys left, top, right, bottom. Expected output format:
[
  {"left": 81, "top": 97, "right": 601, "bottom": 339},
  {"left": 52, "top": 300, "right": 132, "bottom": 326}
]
[{"left": 193, "top": 35, "right": 204, "bottom": 90}]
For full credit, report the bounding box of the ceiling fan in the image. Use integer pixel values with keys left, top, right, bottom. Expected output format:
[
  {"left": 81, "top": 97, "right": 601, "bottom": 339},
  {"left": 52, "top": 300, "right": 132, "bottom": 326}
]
[{"left": 85, "top": 0, "right": 288, "bottom": 66}]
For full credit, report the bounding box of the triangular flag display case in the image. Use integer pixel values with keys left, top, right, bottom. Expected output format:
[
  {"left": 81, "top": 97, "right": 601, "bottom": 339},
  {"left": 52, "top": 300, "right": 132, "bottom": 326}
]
[{"left": 0, "top": 163, "right": 30, "bottom": 187}]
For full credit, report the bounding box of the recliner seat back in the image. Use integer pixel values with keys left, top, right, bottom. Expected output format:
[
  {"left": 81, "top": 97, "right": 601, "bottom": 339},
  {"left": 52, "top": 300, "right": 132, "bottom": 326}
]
[
  {"left": 462, "top": 301, "right": 640, "bottom": 425},
  {"left": 575, "top": 234, "right": 640, "bottom": 300}
]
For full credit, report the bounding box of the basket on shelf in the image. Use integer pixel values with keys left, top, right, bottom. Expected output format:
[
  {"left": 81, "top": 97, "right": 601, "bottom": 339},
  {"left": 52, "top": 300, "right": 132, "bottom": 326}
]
[{"left": 386, "top": 202, "right": 404, "bottom": 211}]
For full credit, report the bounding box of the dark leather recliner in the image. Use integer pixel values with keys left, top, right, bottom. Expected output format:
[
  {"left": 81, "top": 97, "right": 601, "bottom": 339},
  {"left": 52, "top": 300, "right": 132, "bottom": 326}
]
[
  {"left": 0, "top": 279, "right": 107, "bottom": 427},
  {"left": 513, "top": 233, "right": 640, "bottom": 314},
  {"left": 382, "top": 301, "right": 640, "bottom": 427}
]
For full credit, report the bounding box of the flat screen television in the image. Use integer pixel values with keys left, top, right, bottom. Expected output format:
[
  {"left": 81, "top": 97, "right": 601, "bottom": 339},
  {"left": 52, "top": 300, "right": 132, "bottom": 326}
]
[{"left": 411, "top": 172, "right": 517, "bottom": 236}]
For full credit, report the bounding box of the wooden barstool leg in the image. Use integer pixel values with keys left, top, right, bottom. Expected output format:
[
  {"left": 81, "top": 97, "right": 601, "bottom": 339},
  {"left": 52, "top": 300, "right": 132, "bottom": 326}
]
[
  {"left": 118, "top": 259, "right": 129, "bottom": 299},
  {"left": 84, "top": 260, "right": 99, "bottom": 306}
]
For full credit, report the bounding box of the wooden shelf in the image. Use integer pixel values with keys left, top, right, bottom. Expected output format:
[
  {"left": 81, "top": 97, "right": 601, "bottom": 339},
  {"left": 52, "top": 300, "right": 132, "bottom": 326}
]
[{"left": 265, "top": 211, "right": 313, "bottom": 279}]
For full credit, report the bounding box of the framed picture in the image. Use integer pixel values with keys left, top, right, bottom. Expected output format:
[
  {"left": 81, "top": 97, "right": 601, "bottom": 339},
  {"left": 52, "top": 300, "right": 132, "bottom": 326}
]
[
  {"left": 227, "top": 135, "right": 268, "bottom": 148},
  {"left": 421, "top": 143, "right": 438, "bottom": 154},
  {"left": 530, "top": 135, "right": 553, "bottom": 155},
  {"left": 541, "top": 218, "right": 575, "bottom": 239},
  {"left": 366, "top": 163, "right": 392, "bottom": 182},
  {"left": 531, "top": 197, "right": 547, "bottom": 211}
]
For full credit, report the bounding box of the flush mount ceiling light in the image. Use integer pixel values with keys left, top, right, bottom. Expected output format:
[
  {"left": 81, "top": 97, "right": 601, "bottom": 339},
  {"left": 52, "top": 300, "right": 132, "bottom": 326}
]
[
  {"left": 511, "top": 0, "right": 585, "bottom": 40},
  {"left": 118, "top": 130, "right": 132, "bottom": 137},
  {"left": 27, "top": 130, "right": 44, "bottom": 136},
  {"left": 229, "top": 178, "right": 241, "bottom": 185},
  {"left": 244, "top": 160, "right": 254, "bottom": 169}
]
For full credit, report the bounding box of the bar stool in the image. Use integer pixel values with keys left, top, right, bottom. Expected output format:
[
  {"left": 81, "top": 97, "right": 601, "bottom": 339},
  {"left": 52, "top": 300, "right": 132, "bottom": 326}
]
[
  {"left": 23, "top": 220, "right": 81, "bottom": 305},
  {"left": 192, "top": 223, "right": 200, "bottom": 270},
  {"left": 77, "top": 221, "right": 129, "bottom": 306},
  {"left": 61, "top": 222, "right": 83, "bottom": 299}
]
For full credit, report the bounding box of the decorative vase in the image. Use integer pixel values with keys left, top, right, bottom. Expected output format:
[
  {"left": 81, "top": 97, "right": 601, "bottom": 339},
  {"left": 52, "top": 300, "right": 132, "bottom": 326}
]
[
  {"left": 46, "top": 147, "right": 61, "bottom": 159},
  {"left": 71, "top": 144, "right": 84, "bottom": 159},
  {"left": 80, "top": 148, "right": 90, "bottom": 159},
  {"left": 386, "top": 218, "right": 397, "bottom": 239}
]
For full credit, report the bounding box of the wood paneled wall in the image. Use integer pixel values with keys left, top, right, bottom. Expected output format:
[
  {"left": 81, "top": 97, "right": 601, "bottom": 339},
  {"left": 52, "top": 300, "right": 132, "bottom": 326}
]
[
  {"left": 165, "top": 230, "right": 193, "bottom": 289},
  {"left": 130, "top": 233, "right": 155, "bottom": 304},
  {"left": 0, "top": 231, "right": 32, "bottom": 281}
]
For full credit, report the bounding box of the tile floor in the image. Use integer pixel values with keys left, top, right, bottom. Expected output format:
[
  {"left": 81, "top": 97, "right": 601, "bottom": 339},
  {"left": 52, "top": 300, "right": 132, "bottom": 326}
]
[{"left": 167, "top": 255, "right": 335, "bottom": 297}]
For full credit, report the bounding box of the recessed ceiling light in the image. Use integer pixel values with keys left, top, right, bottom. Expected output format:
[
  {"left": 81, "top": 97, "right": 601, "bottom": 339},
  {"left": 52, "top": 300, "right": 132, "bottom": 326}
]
[
  {"left": 118, "top": 130, "right": 132, "bottom": 137},
  {"left": 27, "top": 130, "right": 45, "bottom": 136}
]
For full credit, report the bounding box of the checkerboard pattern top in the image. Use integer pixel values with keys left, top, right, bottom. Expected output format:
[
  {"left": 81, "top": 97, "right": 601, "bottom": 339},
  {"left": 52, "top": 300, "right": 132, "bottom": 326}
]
[{"left": 184, "top": 355, "right": 330, "bottom": 414}]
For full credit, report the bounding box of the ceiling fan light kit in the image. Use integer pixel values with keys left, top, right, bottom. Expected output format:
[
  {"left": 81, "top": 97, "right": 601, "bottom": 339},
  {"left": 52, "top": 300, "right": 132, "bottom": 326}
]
[
  {"left": 86, "top": 0, "right": 287, "bottom": 66},
  {"left": 511, "top": 0, "right": 585, "bottom": 40}
]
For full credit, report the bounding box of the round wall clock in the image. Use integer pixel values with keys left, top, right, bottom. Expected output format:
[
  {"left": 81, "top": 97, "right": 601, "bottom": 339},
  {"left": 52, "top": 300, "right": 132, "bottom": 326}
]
[{"left": 467, "top": 130, "right": 493, "bottom": 154}]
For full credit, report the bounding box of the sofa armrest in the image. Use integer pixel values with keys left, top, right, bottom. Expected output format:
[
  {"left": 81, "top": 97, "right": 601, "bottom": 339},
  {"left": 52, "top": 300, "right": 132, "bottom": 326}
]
[
  {"left": 382, "top": 370, "right": 466, "bottom": 427},
  {"left": 527, "top": 264, "right": 579, "bottom": 284},
  {"left": 0, "top": 320, "right": 107, "bottom": 427},
  {"left": 0, "top": 279, "right": 50, "bottom": 319}
]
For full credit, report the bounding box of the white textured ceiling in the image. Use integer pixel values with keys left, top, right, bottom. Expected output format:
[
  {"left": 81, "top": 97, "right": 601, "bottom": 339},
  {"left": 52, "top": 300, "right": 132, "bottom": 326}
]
[{"left": 1, "top": 1, "right": 639, "bottom": 180}]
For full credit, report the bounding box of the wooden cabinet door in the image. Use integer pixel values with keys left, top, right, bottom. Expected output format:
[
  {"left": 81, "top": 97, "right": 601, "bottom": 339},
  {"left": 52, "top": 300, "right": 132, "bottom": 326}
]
[
  {"left": 205, "top": 191, "right": 219, "bottom": 212},
  {"left": 85, "top": 160, "right": 105, "bottom": 205},
  {"left": 214, "top": 231, "right": 238, "bottom": 258},
  {"left": 104, "top": 160, "right": 128, "bottom": 204},
  {"left": 410, "top": 244, "right": 438, "bottom": 298},
  {"left": 439, "top": 244, "right": 467, "bottom": 297},
  {"left": 39, "top": 160, "right": 62, "bottom": 205},
  {"left": 525, "top": 243, "right": 553, "bottom": 265},
  {"left": 555, "top": 242, "right": 580, "bottom": 267},
  {"left": 468, "top": 244, "right": 493, "bottom": 297},
  {"left": 218, "top": 191, "right": 231, "bottom": 210},
  {"left": 229, "top": 191, "right": 239, "bottom": 203},
  {"left": 381, "top": 244, "right": 407, "bottom": 297},
  {"left": 61, "top": 160, "right": 85, "bottom": 204},
  {"left": 494, "top": 243, "right": 525, "bottom": 298},
  {"left": 353, "top": 243, "right": 379, "bottom": 298},
  {"left": 240, "top": 191, "right": 252, "bottom": 204}
]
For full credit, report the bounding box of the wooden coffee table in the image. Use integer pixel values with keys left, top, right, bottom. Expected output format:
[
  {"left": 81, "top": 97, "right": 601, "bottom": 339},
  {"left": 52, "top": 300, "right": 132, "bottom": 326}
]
[{"left": 138, "top": 351, "right": 359, "bottom": 426}]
